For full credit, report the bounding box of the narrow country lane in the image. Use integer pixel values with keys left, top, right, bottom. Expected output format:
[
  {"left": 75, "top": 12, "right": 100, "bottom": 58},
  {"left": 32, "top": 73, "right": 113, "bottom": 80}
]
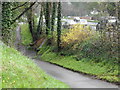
[
  {"left": 16, "top": 26, "right": 118, "bottom": 88},
  {"left": 33, "top": 59, "right": 118, "bottom": 88}
]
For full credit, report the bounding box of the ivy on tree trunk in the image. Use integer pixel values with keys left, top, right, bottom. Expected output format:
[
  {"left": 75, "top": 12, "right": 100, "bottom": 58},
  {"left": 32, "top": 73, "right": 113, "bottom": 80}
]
[
  {"left": 2, "top": 2, "right": 12, "bottom": 44},
  {"left": 57, "top": 1, "right": 61, "bottom": 52}
]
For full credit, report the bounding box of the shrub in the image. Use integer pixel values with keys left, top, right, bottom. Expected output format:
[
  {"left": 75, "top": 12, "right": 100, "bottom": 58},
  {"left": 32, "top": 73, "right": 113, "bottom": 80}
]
[
  {"left": 59, "top": 24, "right": 118, "bottom": 63},
  {"left": 61, "top": 24, "right": 97, "bottom": 48},
  {"left": 71, "top": 35, "right": 119, "bottom": 63}
]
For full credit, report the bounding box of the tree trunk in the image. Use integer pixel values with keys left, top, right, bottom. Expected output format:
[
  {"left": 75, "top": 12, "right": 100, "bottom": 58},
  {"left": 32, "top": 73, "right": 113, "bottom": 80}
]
[
  {"left": 57, "top": 2, "right": 62, "bottom": 52},
  {"left": 26, "top": 3, "right": 36, "bottom": 42},
  {"left": 2, "top": 2, "right": 12, "bottom": 44},
  {"left": 51, "top": 2, "right": 57, "bottom": 33},
  {"left": 45, "top": 2, "right": 51, "bottom": 35},
  {"left": 37, "top": 5, "right": 43, "bottom": 38}
]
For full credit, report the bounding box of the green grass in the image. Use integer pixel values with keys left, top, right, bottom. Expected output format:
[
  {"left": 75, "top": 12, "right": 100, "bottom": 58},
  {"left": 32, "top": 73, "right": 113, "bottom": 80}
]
[
  {"left": 0, "top": 42, "right": 2, "bottom": 90},
  {"left": 20, "top": 24, "right": 33, "bottom": 45},
  {"left": 0, "top": 41, "right": 69, "bottom": 88},
  {"left": 40, "top": 46, "right": 119, "bottom": 83}
]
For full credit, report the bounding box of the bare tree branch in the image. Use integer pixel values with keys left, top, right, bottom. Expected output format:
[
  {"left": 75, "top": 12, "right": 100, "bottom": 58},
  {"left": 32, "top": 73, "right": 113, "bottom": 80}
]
[
  {"left": 11, "top": 2, "right": 36, "bottom": 25},
  {"left": 11, "top": 2, "right": 28, "bottom": 11}
]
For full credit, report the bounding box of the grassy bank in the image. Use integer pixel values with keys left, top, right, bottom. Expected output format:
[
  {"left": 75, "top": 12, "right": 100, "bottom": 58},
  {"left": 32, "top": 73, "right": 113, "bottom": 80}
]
[
  {"left": 39, "top": 45, "right": 119, "bottom": 83},
  {"left": 1, "top": 41, "right": 69, "bottom": 88}
]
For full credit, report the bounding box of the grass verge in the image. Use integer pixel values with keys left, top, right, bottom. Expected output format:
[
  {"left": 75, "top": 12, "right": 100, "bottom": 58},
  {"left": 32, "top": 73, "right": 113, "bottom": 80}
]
[
  {"left": 40, "top": 46, "right": 119, "bottom": 84},
  {"left": 0, "top": 41, "right": 69, "bottom": 88}
]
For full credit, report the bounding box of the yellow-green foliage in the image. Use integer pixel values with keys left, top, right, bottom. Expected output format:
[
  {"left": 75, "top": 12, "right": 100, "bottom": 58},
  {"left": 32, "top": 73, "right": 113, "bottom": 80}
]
[{"left": 61, "top": 24, "right": 97, "bottom": 47}]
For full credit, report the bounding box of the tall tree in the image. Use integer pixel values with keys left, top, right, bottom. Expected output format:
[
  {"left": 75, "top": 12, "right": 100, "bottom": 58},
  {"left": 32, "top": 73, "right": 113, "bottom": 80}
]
[
  {"left": 37, "top": 4, "right": 43, "bottom": 38},
  {"left": 51, "top": 2, "right": 57, "bottom": 33},
  {"left": 2, "top": 2, "right": 12, "bottom": 44},
  {"left": 57, "top": 1, "right": 62, "bottom": 52},
  {"left": 45, "top": 2, "right": 51, "bottom": 35},
  {"left": 2, "top": 2, "right": 36, "bottom": 45},
  {"left": 26, "top": 2, "right": 36, "bottom": 41}
]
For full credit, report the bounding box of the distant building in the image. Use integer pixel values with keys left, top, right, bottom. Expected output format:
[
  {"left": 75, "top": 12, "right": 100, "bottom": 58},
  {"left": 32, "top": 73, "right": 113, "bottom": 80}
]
[
  {"left": 90, "top": 8, "right": 99, "bottom": 15},
  {"left": 62, "top": 18, "right": 77, "bottom": 29},
  {"left": 80, "top": 17, "right": 92, "bottom": 20},
  {"left": 73, "top": 17, "right": 81, "bottom": 22}
]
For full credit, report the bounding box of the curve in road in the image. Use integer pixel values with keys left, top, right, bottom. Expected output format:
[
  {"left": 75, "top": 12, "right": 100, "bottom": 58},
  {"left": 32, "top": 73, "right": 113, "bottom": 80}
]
[{"left": 15, "top": 25, "right": 118, "bottom": 88}]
